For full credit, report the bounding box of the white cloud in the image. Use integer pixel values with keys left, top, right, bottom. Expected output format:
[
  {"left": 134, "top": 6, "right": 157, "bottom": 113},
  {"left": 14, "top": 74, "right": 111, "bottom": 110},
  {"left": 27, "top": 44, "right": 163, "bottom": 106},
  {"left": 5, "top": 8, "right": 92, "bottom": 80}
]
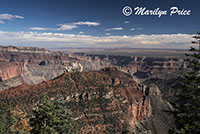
[
  {"left": 106, "top": 33, "right": 111, "bottom": 36},
  {"left": 138, "top": 28, "right": 143, "bottom": 30},
  {"left": 0, "top": 30, "right": 194, "bottom": 49},
  {"left": 29, "top": 24, "right": 77, "bottom": 31},
  {"left": 79, "top": 31, "right": 84, "bottom": 34},
  {"left": 72, "top": 21, "right": 100, "bottom": 26},
  {"left": 57, "top": 24, "right": 77, "bottom": 30},
  {"left": 124, "top": 21, "right": 130, "bottom": 24},
  {"left": 130, "top": 28, "right": 135, "bottom": 31},
  {"left": 29, "top": 27, "right": 51, "bottom": 30},
  {"left": 140, "top": 41, "right": 160, "bottom": 45},
  {"left": 105, "top": 27, "right": 124, "bottom": 31},
  {"left": 0, "top": 14, "right": 24, "bottom": 20},
  {"left": 0, "top": 14, "right": 24, "bottom": 24},
  {"left": 29, "top": 21, "right": 100, "bottom": 31},
  {"left": 14, "top": 15, "right": 24, "bottom": 19}
]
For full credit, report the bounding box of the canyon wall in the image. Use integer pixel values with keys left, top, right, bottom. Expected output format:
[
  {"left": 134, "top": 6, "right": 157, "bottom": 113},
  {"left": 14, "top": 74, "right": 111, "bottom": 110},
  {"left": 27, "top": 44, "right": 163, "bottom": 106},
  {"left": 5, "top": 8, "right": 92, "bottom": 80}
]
[
  {"left": 0, "top": 46, "right": 177, "bottom": 133},
  {"left": 0, "top": 67, "right": 156, "bottom": 133},
  {"left": 0, "top": 46, "right": 110, "bottom": 90},
  {"left": 86, "top": 54, "right": 188, "bottom": 76}
]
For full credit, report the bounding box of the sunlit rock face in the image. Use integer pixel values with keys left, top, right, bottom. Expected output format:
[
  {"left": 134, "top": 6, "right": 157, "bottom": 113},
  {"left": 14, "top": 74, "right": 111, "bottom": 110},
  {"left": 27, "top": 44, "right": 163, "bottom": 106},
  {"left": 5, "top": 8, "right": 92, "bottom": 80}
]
[
  {"left": 0, "top": 67, "right": 155, "bottom": 133},
  {"left": 84, "top": 54, "right": 187, "bottom": 101},
  {"left": 0, "top": 62, "right": 22, "bottom": 80},
  {"left": 0, "top": 46, "right": 110, "bottom": 90},
  {"left": 64, "top": 61, "right": 83, "bottom": 72},
  {"left": 0, "top": 46, "right": 176, "bottom": 133},
  {"left": 86, "top": 54, "right": 188, "bottom": 76}
]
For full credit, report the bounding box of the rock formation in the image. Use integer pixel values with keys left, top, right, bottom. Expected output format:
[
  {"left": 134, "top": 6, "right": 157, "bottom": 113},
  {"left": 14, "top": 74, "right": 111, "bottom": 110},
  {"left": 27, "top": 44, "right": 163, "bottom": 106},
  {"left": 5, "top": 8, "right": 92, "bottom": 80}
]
[
  {"left": 83, "top": 54, "right": 188, "bottom": 76},
  {"left": 0, "top": 46, "right": 110, "bottom": 90},
  {"left": 0, "top": 67, "right": 156, "bottom": 133},
  {"left": 0, "top": 46, "right": 179, "bottom": 133},
  {"left": 64, "top": 61, "right": 83, "bottom": 72}
]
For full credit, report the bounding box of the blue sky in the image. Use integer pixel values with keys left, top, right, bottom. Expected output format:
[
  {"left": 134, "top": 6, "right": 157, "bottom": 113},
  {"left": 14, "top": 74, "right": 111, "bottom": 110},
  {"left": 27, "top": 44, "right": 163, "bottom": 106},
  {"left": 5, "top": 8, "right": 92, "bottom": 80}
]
[{"left": 0, "top": 0, "right": 199, "bottom": 49}]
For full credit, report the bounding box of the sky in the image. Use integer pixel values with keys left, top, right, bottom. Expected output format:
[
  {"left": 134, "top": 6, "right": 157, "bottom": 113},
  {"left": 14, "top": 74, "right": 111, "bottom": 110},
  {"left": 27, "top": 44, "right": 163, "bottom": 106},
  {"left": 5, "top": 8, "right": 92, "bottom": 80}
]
[{"left": 0, "top": 0, "right": 199, "bottom": 49}]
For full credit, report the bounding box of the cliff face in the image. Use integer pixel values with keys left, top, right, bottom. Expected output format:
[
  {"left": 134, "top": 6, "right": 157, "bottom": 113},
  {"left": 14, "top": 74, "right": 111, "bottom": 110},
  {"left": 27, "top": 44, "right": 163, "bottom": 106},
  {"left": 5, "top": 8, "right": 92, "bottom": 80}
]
[
  {"left": 0, "top": 46, "right": 177, "bottom": 133},
  {"left": 0, "top": 46, "right": 51, "bottom": 81},
  {"left": 86, "top": 55, "right": 188, "bottom": 75},
  {"left": 0, "top": 46, "right": 187, "bottom": 83},
  {"left": 0, "top": 62, "right": 22, "bottom": 80},
  {"left": 0, "top": 68, "right": 154, "bottom": 133},
  {"left": 0, "top": 46, "right": 187, "bottom": 94},
  {"left": 0, "top": 46, "right": 185, "bottom": 106},
  {"left": 0, "top": 47, "right": 110, "bottom": 90},
  {"left": 83, "top": 54, "right": 186, "bottom": 101}
]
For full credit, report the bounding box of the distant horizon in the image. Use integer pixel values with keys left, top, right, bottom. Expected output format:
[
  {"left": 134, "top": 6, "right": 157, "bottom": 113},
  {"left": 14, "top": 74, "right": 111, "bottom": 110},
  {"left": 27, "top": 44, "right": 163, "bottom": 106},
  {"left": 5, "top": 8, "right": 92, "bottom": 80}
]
[
  {"left": 48, "top": 46, "right": 190, "bottom": 51},
  {"left": 0, "top": 0, "right": 199, "bottom": 49},
  {"left": 0, "top": 44, "right": 191, "bottom": 51}
]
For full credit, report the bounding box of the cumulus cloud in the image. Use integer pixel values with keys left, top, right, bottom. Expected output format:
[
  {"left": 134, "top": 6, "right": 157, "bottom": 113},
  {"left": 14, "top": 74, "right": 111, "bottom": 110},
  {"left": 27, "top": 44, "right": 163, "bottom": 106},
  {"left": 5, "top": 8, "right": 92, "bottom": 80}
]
[
  {"left": 105, "top": 27, "right": 124, "bottom": 31},
  {"left": 0, "top": 30, "right": 194, "bottom": 49},
  {"left": 57, "top": 24, "right": 77, "bottom": 30},
  {"left": 29, "top": 21, "right": 100, "bottom": 31},
  {"left": 130, "top": 28, "right": 135, "bottom": 31},
  {"left": 72, "top": 21, "right": 100, "bottom": 26},
  {"left": 0, "top": 13, "right": 24, "bottom": 24}
]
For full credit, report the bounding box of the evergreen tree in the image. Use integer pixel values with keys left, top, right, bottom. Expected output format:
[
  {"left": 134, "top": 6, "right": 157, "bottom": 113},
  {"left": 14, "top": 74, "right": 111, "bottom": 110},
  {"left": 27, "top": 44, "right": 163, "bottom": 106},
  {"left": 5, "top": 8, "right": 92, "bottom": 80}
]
[
  {"left": 173, "top": 32, "right": 200, "bottom": 134},
  {"left": 52, "top": 96, "right": 79, "bottom": 134},
  {"left": 0, "top": 100, "right": 16, "bottom": 134},
  {"left": 29, "top": 95, "right": 79, "bottom": 134}
]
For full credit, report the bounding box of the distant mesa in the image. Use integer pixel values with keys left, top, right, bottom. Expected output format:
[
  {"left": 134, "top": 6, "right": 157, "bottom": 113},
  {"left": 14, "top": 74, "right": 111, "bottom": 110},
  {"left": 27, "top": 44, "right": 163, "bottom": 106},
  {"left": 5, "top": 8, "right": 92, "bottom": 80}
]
[{"left": 0, "top": 45, "right": 50, "bottom": 53}]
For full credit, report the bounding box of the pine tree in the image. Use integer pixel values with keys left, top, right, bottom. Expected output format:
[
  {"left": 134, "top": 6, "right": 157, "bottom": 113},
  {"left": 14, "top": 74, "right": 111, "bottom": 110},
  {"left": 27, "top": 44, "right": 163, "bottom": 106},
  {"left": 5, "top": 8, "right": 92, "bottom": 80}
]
[
  {"left": 29, "top": 95, "right": 79, "bottom": 134},
  {"left": 0, "top": 100, "right": 16, "bottom": 134},
  {"left": 52, "top": 95, "right": 79, "bottom": 134},
  {"left": 173, "top": 32, "right": 200, "bottom": 134},
  {"left": 29, "top": 96, "right": 59, "bottom": 134}
]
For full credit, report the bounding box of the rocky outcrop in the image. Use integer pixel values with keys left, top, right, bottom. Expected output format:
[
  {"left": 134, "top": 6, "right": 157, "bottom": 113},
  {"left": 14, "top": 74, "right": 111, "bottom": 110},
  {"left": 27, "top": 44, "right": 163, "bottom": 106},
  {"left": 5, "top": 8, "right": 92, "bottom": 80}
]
[
  {"left": 0, "top": 46, "right": 187, "bottom": 94},
  {"left": 0, "top": 47, "right": 110, "bottom": 90},
  {"left": 136, "top": 96, "right": 175, "bottom": 134},
  {"left": 0, "top": 68, "right": 153, "bottom": 133},
  {"left": 81, "top": 54, "right": 186, "bottom": 101},
  {"left": 143, "top": 73, "right": 183, "bottom": 101},
  {"left": 0, "top": 46, "right": 181, "bottom": 133},
  {"left": 64, "top": 61, "right": 83, "bottom": 72},
  {"left": 135, "top": 83, "right": 175, "bottom": 134},
  {"left": 0, "top": 45, "right": 176, "bottom": 133},
  {"left": 129, "top": 96, "right": 152, "bottom": 130}
]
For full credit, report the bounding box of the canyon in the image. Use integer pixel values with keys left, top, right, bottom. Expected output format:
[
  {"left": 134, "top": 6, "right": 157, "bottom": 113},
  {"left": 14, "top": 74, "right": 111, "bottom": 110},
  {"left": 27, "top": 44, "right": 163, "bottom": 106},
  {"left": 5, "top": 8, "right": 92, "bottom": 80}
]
[
  {"left": 0, "top": 46, "right": 110, "bottom": 90},
  {"left": 0, "top": 67, "right": 174, "bottom": 133},
  {"left": 0, "top": 46, "right": 187, "bottom": 133}
]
